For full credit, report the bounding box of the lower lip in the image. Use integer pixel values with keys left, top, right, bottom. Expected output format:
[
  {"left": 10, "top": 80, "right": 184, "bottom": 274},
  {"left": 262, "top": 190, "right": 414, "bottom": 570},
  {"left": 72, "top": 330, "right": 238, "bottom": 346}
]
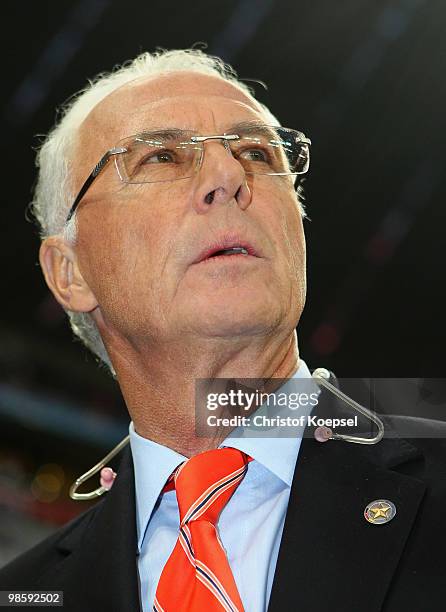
[{"left": 198, "top": 254, "right": 258, "bottom": 264}]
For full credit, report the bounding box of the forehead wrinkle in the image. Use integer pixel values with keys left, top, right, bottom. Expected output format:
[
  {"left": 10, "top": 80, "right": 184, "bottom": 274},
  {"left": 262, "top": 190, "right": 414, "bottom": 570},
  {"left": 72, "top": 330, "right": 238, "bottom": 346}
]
[
  {"left": 127, "top": 101, "right": 256, "bottom": 137},
  {"left": 85, "top": 71, "right": 260, "bottom": 130},
  {"left": 81, "top": 97, "right": 265, "bottom": 151},
  {"left": 74, "top": 73, "right": 268, "bottom": 187}
]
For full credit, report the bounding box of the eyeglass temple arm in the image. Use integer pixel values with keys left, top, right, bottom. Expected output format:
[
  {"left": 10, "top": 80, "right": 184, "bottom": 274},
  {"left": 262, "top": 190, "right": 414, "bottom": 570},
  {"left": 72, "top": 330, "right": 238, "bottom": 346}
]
[{"left": 65, "top": 147, "right": 127, "bottom": 223}]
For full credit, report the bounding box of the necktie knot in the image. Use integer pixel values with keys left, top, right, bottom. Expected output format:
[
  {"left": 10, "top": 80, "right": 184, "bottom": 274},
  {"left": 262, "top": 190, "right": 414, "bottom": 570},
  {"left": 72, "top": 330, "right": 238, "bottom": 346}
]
[{"left": 168, "top": 447, "right": 251, "bottom": 527}]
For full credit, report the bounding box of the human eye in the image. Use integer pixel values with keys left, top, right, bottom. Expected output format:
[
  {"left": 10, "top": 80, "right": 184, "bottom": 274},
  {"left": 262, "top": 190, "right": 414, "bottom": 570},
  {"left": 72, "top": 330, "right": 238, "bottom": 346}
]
[
  {"left": 140, "top": 148, "right": 177, "bottom": 164},
  {"left": 123, "top": 135, "right": 196, "bottom": 182},
  {"left": 238, "top": 147, "right": 270, "bottom": 163}
]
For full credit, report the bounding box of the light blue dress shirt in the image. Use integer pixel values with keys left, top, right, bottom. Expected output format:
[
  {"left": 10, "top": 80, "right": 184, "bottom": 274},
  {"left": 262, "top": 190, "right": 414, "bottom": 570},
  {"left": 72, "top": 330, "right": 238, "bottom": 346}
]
[{"left": 129, "top": 360, "right": 316, "bottom": 612}]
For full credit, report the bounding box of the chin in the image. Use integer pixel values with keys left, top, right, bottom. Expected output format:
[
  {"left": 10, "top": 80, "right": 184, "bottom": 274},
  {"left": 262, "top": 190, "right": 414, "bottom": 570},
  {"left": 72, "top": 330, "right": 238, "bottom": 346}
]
[
  {"left": 187, "top": 297, "right": 285, "bottom": 338},
  {"left": 198, "top": 318, "right": 276, "bottom": 338}
]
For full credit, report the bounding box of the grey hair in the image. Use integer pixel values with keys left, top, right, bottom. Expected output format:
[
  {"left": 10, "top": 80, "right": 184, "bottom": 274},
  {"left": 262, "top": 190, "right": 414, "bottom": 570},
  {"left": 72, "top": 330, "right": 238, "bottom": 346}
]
[{"left": 31, "top": 47, "right": 303, "bottom": 373}]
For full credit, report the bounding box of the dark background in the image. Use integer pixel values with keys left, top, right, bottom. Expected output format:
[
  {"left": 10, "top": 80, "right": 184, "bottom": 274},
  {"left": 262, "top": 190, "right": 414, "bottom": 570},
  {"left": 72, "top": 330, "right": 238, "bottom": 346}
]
[{"left": 1, "top": 0, "right": 445, "bottom": 565}]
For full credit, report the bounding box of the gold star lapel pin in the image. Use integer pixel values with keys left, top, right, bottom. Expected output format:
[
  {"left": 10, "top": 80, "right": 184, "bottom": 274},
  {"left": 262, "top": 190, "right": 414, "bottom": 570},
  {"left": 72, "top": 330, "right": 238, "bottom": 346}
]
[{"left": 364, "top": 499, "right": 397, "bottom": 525}]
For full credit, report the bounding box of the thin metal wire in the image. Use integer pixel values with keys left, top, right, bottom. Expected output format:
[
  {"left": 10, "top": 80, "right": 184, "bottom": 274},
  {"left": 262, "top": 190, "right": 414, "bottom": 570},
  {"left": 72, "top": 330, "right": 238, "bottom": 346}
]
[
  {"left": 312, "top": 368, "right": 385, "bottom": 445},
  {"left": 69, "top": 369, "right": 384, "bottom": 500},
  {"left": 69, "top": 435, "right": 130, "bottom": 500}
]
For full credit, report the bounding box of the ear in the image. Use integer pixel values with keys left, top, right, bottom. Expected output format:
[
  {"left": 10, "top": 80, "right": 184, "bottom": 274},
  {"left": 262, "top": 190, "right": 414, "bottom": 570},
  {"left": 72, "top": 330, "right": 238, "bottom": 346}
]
[{"left": 39, "top": 236, "right": 98, "bottom": 312}]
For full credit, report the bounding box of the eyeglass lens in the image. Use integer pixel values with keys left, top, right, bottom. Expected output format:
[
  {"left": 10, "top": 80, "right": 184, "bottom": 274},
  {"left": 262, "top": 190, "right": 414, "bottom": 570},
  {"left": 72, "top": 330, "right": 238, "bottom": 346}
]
[{"left": 116, "top": 127, "right": 309, "bottom": 184}]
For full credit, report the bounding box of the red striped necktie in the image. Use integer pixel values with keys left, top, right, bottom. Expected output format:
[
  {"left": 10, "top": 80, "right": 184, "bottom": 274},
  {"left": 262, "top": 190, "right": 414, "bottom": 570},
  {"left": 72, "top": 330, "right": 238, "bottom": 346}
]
[{"left": 153, "top": 447, "right": 253, "bottom": 612}]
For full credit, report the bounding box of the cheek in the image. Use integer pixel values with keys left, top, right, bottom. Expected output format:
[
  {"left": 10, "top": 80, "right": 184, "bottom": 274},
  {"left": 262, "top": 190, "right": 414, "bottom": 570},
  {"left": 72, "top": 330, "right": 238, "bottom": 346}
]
[
  {"left": 75, "top": 206, "right": 160, "bottom": 305},
  {"left": 261, "top": 181, "right": 306, "bottom": 270},
  {"left": 287, "top": 211, "right": 306, "bottom": 271},
  {"left": 75, "top": 186, "right": 186, "bottom": 323},
  {"left": 269, "top": 192, "right": 306, "bottom": 306}
]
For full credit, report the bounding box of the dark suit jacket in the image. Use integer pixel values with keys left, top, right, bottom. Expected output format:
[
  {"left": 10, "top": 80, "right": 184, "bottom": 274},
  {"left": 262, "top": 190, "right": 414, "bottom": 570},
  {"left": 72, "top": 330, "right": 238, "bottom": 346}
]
[{"left": 1, "top": 381, "right": 446, "bottom": 611}]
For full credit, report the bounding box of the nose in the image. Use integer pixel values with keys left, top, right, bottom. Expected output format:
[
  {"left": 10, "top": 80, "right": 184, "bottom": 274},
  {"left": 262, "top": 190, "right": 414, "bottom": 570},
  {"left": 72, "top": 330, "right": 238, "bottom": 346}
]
[{"left": 191, "top": 139, "right": 252, "bottom": 214}]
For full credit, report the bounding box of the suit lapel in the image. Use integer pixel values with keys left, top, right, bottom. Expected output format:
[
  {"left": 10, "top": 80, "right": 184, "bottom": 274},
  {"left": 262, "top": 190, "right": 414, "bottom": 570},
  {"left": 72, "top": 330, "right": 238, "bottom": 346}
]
[
  {"left": 268, "top": 393, "right": 426, "bottom": 612},
  {"left": 55, "top": 446, "right": 141, "bottom": 612},
  {"left": 51, "top": 382, "right": 427, "bottom": 612}
]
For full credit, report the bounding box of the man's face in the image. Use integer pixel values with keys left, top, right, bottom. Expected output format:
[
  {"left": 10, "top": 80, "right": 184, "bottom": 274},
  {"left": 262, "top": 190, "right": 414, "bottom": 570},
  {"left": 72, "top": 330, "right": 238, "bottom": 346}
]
[{"left": 72, "top": 72, "right": 306, "bottom": 346}]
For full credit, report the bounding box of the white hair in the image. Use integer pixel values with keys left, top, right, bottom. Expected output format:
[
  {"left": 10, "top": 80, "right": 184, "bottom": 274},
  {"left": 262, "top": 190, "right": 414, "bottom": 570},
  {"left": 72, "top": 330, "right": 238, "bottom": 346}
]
[{"left": 31, "top": 47, "right": 304, "bottom": 373}]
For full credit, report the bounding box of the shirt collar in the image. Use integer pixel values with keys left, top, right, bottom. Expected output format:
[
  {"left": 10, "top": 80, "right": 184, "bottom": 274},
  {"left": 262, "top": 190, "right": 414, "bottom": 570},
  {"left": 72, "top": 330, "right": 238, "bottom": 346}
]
[
  {"left": 129, "top": 359, "right": 316, "bottom": 551},
  {"left": 129, "top": 423, "right": 187, "bottom": 552}
]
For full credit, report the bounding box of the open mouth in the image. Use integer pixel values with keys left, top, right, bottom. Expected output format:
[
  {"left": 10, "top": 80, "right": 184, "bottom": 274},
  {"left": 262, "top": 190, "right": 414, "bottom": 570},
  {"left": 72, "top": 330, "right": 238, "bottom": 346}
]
[
  {"left": 193, "top": 239, "right": 261, "bottom": 265},
  {"left": 207, "top": 247, "right": 249, "bottom": 258},
  {"left": 198, "top": 245, "right": 258, "bottom": 263}
]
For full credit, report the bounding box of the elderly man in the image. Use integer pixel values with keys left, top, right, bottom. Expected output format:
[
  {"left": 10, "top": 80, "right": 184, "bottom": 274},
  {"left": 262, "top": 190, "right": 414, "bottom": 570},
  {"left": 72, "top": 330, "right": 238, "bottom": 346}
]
[{"left": 1, "top": 48, "right": 445, "bottom": 612}]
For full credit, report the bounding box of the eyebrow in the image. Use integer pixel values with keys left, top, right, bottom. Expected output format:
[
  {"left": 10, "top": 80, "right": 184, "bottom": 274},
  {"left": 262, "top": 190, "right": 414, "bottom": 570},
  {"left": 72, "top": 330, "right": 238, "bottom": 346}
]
[
  {"left": 135, "top": 128, "right": 188, "bottom": 141},
  {"left": 132, "top": 122, "right": 279, "bottom": 141},
  {"left": 224, "top": 121, "right": 279, "bottom": 137}
]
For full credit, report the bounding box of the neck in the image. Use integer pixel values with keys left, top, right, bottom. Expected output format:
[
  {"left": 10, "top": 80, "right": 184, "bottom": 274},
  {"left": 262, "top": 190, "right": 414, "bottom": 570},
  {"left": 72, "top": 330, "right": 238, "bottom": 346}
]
[{"left": 107, "top": 330, "right": 300, "bottom": 457}]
